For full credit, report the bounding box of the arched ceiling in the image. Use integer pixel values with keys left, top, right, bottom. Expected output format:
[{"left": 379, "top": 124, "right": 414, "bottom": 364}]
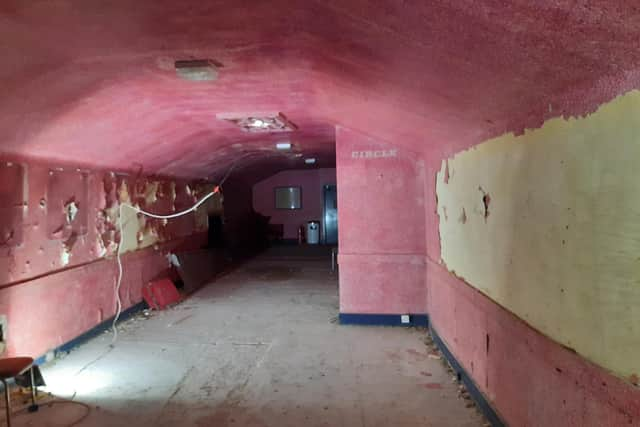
[{"left": 1, "top": 1, "right": 640, "bottom": 182}]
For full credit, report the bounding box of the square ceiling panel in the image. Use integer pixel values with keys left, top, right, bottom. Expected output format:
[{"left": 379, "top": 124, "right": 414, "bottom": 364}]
[{"left": 218, "top": 112, "right": 297, "bottom": 133}]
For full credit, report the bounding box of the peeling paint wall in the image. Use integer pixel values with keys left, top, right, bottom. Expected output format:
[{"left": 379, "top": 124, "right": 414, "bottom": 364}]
[
  {"left": 435, "top": 90, "right": 640, "bottom": 381},
  {"left": 0, "top": 157, "right": 213, "bottom": 357}
]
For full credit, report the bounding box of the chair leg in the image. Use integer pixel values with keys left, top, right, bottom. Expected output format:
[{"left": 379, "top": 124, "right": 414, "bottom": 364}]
[
  {"left": 28, "top": 368, "right": 38, "bottom": 413},
  {"left": 1, "top": 378, "right": 10, "bottom": 427}
]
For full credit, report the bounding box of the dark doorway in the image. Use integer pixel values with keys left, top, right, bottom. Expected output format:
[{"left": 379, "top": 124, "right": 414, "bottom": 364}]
[
  {"left": 208, "top": 215, "right": 224, "bottom": 248},
  {"left": 323, "top": 185, "right": 338, "bottom": 245}
]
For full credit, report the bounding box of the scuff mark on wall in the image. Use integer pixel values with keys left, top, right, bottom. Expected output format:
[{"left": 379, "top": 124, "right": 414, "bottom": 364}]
[
  {"left": 459, "top": 207, "right": 467, "bottom": 224},
  {"left": 436, "top": 89, "right": 640, "bottom": 381}
]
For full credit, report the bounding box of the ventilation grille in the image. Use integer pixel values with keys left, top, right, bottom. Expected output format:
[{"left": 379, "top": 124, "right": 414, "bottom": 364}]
[
  {"left": 175, "top": 59, "right": 218, "bottom": 81},
  {"left": 218, "top": 113, "right": 297, "bottom": 133}
]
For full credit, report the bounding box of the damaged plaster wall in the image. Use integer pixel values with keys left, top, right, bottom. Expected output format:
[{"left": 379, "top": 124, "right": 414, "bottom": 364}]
[
  {"left": 0, "top": 161, "right": 217, "bottom": 285},
  {"left": 435, "top": 90, "right": 640, "bottom": 381},
  {"left": 98, "top": 174, "right": 220, "bottom": 258},
  {"left": 0, "top": 157, "right": 216, "bottom": 357}
]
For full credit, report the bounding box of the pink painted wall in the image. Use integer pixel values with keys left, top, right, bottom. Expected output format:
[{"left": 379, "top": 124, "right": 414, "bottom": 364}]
[
  {"left": 422, "top": 157, "right": 640, "bottom": 425},
  {"left": 336, "top": 127, "right": 426, "bottom": 314},
  {"left": 0, "top": 156, "right": 208, "bottom": 358},
  {"left": 253, "top": 168, "right": 336, "bottom": 240}
]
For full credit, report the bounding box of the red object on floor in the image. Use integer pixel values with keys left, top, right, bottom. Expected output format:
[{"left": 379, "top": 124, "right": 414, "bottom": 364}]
[
  {"left": 142, "top": 279, "right": 181, "bottom": 310},
  {"left": 0, "top": 357, "right": 33, "bottom": 378}
]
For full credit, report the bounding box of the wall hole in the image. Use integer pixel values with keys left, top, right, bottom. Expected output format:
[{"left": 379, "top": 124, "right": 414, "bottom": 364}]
[
  {"left": 478, "top": 186, "right": 490, "bottom": 221},
  {"left": 443, "top": 161, "right": 450, "bottom": 184},
  {"left": 459, "top": 207, "right": 467, "bottom": 224}
]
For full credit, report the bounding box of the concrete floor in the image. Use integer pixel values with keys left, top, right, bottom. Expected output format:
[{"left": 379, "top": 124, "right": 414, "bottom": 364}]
[{"left": 4, "top": 247, "right": 486, "bottom": 426}]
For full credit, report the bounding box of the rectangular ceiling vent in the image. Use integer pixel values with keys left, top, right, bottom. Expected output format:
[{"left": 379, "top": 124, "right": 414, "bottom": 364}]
[
  {"left": 217, "top": 113, "right": 297, "bottom": 133},
  {"left": 175, "top": 59, "right": 218, "bottom": 81}
]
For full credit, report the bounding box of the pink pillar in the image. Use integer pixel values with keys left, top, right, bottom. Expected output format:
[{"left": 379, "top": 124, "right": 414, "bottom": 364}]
[{"left": 336, "top": 127, "right": 427, "bottom": 317}]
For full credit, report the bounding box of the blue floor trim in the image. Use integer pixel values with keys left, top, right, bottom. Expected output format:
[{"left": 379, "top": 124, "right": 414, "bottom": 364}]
[
  {"left": 339, "top": 313, "right": 428, "bottom": 327},
  {"left": 34, "top": 301, "right": 148, "bottom": 366},
  {"left": 430, "top": 325, "right": 506, "bottom": 427}
]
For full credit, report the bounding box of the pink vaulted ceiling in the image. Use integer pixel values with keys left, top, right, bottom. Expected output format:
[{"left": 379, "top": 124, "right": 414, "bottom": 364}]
[{"left": 1, "top": 1, "right": 640, "bottom": 181}]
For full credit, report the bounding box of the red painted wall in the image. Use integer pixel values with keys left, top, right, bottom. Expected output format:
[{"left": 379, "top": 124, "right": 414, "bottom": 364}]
[
  {"left": 0, "top": 157, "right": 208, "bottom": 358},
  {"left": 253, "top": 168, "right": 336, "bottom": 240},
  {"left": 336, "top": 127, "right": 426, "bottom": 314},
  {"left": 423, "top": 157, "right": 640, "bottom": 426}
]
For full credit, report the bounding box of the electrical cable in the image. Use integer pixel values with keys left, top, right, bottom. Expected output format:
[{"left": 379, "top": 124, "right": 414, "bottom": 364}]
[
  {"left": 110, "top": 150, "right": 272, "bottom": 345},
  {"left": 110, "top": 187, "right": 219, "bottom": 345},
  {"left": 1, "top": 390, "right": 91, "bottom": 427}
]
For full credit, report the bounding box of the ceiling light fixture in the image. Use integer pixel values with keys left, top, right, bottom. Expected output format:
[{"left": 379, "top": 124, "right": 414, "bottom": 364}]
[
  {"left": 305, "top": 158, "right": 316, "bottom": 164},
  {"left": 250, "top": 119, "right": 267, "bottom": 128},
  {"left": 217, "top": 113, "right": 297, "bottom": 133},
  {"left": 174, "top": 59, "right": 218, "bottom": 81},
  {"left": 276, "top": 142, "right": 292, "bottom": 150}
]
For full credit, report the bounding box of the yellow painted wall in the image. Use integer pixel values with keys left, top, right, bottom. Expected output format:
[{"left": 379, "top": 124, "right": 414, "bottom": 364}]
[{"left": 436, "top": 90, "right": 640, "bottom": 381}]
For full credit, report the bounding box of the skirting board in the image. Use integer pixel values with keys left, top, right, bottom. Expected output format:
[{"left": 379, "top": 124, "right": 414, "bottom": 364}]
[
  {"left": 338, "top": 314, "right": 505, "bottom": 426},
  {"left": 430, "top": 324, "right": 506, "bottom": 427},
  {"left": 34, "top": 301, "right": 148, "bottom": 366},
  {"left": 339, "top": 313, "right": 429, "bottom": 327}
]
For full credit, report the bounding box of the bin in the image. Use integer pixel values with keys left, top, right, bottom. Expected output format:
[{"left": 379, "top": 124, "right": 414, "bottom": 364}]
[{"left": 306, "top": 221, "right": 320, "bottom": 244}]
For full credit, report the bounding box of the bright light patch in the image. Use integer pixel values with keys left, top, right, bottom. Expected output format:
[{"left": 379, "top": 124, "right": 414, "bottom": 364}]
[
  {"left": 304, "top": 158, "right": 316, "bottom": 164},
  {"left": 276, "top": 142, "right": 291, "bottom": 150},
  {"left": 43, "top": 368, "right": 113, "bottom": 397}
]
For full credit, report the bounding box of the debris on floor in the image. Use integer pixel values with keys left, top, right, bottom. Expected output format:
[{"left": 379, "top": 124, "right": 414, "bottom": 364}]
[
  {"left": 142, "top": 278, "right": 181, "bottom": 309},
  {"left": 422, "top": 331, "right": 491, "bottom": 426},
  {"left": 31, "top": 250, "right": 487, "bottom": 426}
]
